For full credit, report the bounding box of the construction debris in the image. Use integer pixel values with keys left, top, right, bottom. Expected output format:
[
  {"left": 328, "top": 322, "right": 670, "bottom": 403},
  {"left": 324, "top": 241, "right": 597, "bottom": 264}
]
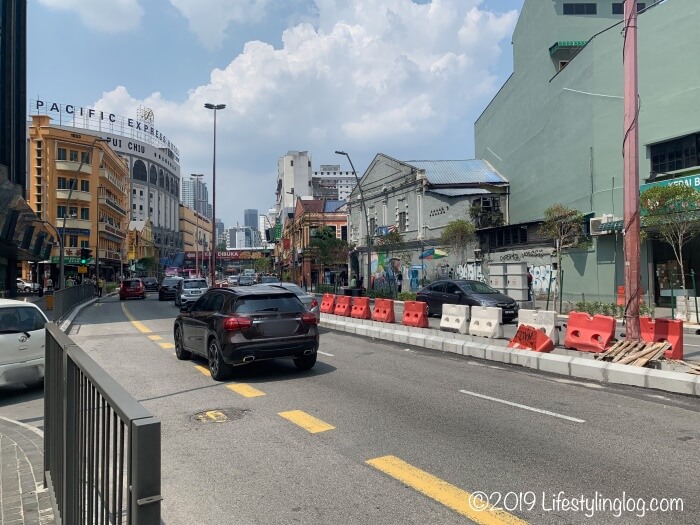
[
  {"left": 595, "top": 340, "right": 670, "bottom": 367},
  {"left": 673, "top": 360, "right": 700, "bottom": 375}
]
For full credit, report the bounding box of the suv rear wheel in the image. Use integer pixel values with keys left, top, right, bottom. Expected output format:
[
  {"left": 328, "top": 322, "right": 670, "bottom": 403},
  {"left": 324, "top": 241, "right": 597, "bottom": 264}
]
[
  {"left": 293, "top": 353, "right": 317, "bottom": 371},
  {"left": 208, "top": 338, "right": 232, "bottom": 380},
  {"left": 174, "top": 325, "right": 191, "bottom": 360}
]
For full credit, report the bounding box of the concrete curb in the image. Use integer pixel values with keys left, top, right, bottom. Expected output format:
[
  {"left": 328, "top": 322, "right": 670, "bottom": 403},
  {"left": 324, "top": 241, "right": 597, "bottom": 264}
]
[{"left": 321, "top": 313, "right": 700, "bottom": 397}]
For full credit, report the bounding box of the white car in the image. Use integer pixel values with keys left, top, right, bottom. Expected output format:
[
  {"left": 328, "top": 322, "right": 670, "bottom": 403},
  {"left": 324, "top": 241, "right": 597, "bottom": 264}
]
[
  {"left": 16, "top": 278, "right": 41, "bottom": 293},
  {"left": 0, "top": 299, "right": 48, "bottom": 387}
]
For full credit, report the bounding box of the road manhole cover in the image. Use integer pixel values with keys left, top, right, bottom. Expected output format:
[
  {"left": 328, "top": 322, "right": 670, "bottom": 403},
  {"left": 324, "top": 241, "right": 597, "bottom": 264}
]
[{"left": 192, "top": 408, "right": 248, "bottom": 423}]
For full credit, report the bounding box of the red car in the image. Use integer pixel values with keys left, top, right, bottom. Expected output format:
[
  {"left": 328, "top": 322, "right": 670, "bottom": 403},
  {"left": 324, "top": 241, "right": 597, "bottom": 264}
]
[{"left": 120, "top": 278, "right": 146, "bottom": 300}]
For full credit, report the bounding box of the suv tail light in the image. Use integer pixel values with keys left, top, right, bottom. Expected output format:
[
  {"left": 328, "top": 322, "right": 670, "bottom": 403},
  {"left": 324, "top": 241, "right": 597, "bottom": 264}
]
[
  {"left": 301, "top": 312, "right": 318, "bottom": 325},
  {"left": 310, "top": 298, "right": 318, "bottom": 308},
  {"left": 223, "top": 316, "right": 253, "bottom": 332}
]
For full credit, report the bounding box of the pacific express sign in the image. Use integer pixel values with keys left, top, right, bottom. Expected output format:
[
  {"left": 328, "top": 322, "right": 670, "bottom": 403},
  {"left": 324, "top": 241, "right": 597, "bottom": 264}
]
[{"left": 32, "top": 98, "right": 179, "bottom": 157}]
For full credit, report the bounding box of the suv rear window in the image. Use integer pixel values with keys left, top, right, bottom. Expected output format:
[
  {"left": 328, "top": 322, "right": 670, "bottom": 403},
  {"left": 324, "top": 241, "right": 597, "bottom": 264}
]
[
  {"left": 184, "top": 280, "right": 208, "bottom": 289},
  {"left": 162, "top": 278, "right": 181, "bottom": 286},
  {"left": 123, "top": 280, "right": 141, "bottom": 287},
  {"left": 232, "top": 294, "right": 303, "bottom": 314}
]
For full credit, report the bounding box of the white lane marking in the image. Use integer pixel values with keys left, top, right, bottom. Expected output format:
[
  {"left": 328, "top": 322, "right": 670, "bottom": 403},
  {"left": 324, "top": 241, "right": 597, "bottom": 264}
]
[
  {"left": 550, "top": 378, "right": 604, "bottom": 389},
  {"left": 684, "top": 343, "right": 700, "bottom": 347},
  {"left": 318, "top": 351, "right": 334, "bottom": 357},
  {"left": 459, "top": 389, "right": 586, "bottom": 423},
  {"left": 403, "top": 348, "right": 417, "bottom": 353}
]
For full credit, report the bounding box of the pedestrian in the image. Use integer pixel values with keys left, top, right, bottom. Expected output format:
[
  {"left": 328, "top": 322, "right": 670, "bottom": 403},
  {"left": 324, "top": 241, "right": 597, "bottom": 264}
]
[
  {"left": 527, "top": 267, "right": 533, "bottom": 301},
  {"left": 45, "top": 276, "right": 54, "bottom": 292},
  {"left": 397, "top": 272, "right": 403, "bottom": 293},
  {"left": 97, "top": 277, "right": 104, "bottom": 297},
  {"left": 350, "top": 274, "right": 357, "bottom": 288}
]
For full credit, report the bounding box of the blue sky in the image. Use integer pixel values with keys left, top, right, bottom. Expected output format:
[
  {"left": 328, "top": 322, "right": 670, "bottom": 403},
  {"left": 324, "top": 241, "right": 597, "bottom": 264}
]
[{"left": 28, "top": 0, "right": 524, "bottom": 228}]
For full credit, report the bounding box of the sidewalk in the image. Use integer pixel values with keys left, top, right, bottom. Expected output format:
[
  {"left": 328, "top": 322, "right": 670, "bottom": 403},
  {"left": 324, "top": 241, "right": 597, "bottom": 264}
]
[{"left": 0, "top": 417, "right": 54, "bottom": 524}]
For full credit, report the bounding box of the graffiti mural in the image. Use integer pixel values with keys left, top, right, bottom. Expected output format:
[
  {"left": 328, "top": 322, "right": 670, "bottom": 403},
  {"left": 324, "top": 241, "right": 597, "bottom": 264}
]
[
  {"left": 455, "top": 263, "right": 484, "bottom": 281},
  {"left": 531, "top": 264, "right": 554, "bottom": 293}
]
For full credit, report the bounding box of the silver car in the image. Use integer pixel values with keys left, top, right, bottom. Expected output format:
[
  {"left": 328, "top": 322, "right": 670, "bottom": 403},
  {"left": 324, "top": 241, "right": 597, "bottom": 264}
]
[
  {"left": 175, "top": 278, "right": 209, "bottom": 307},
  {"left": 263, "top": 282, "right": 319, "bottom": 319}
]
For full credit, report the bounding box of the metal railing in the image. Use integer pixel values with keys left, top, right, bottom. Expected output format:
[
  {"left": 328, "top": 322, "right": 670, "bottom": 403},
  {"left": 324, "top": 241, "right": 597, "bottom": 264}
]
[
  {"left": 44, "top": 324, "right": 161, "bottom": 524},
  {"left": 53, "top": 284, "right": 96, "bottom": 322}
]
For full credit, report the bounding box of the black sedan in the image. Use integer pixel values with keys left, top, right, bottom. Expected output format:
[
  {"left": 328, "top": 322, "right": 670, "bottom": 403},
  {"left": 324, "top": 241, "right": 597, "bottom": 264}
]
[
  {"left": 173, "top": 286, "right": 320, "bottom": 380},
  {"left": 142, "top": 276, "right": 159, "bottom": 292},
  {"left": 416, "top": 279, "right": 519, "bottom": 322},
  {"left": 158, "top": 276, "right": 182, "bottom": 301}
]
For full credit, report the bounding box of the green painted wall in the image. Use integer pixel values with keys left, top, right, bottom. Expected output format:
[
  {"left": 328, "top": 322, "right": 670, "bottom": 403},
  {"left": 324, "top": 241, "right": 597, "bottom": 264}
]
[{"left": 474, "top": 0, "right": 700, "bottom": 300}]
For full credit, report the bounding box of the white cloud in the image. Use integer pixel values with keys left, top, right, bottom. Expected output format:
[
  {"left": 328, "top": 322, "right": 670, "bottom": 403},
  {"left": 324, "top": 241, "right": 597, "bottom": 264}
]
[
  {"left": 168, "top": 0, "right": 270, "bottom": 50},
  {"left": 89, "top": 0, "right": 518, "bottom": 225},
  {"left": 37, "top": 0, "right": 143, "bottom": 33}
]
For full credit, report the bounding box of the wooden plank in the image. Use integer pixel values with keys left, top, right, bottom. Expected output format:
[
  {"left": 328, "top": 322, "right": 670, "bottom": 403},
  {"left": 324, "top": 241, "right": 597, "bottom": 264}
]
[
  {"left": 605, "top": 340, "right": 635, "bottom": 361},
  {"left": 596, "top": 340, "right": 626, "bottom": 360},
  {"left": 633, "top": 343, "right": 668, "bottom": 367},
  {"left": 618, "top": 344, "right": 659, "bottom": 366}
]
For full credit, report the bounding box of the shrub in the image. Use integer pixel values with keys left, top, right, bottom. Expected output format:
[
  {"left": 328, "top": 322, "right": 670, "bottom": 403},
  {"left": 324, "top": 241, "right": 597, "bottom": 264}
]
[
  {"left": 106, "top": 284, "right": 118, "bottom": 293},
  {"left": 316, "top": 284, "right": 336, "bottom": 294},
  {"left": 397, "top": 291, "right": 417, "bottom": 302},
  {"left": 368, "top": 289, "right": 393, "bottom": 299}
]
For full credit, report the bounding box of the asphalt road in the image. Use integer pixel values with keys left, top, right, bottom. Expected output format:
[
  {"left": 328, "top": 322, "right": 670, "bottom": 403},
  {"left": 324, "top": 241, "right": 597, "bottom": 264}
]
[{"left": 60, "top": 293, "right": 699, "bottom": 524}]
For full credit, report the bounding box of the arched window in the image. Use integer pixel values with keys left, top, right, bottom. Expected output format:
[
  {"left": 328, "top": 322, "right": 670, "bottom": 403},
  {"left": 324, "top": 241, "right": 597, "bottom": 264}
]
[
  {"left": 149, "top": 165, "right": 157, "bottom": 185},
  {"left": 158, "top": 169, "right": 165, "bottom": 188},
  {"left": 132, "top": 160, "right": 147, "bottom": 181}
]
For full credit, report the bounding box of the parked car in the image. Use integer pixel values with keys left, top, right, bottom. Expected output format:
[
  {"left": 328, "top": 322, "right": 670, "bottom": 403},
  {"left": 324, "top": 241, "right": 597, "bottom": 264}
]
[
  {"left": 174, "top": 278, "right": 209, "bottom": 307},
  {"left": 264, "top": 282, "right": 319, "bottom": 319},
  {"left": 0, "top": 299, "right": 49, "bottom": 387},
  {"left": 416, "top": 279, "right": 519, "bottom": 322},
  {"left": 158, "top": 276, "right": 183, "bottom": 301},
  {"left": 259, "top": 275, "right": 281, "bottom": 284},
  {"left": 238, "top": 275, "right": 255, "bottom": 286},
  {"left": 119, "top": 278, "right": 146, "bottom": 300},
  {"left": 173, "top": 285, "right": 319, "bottom": 380},
  {"left": 16, "top": 278, "right": 41, "bottom": 294},
  {"left": 142, "top": 276, "right": 159, "bottom": 292}
]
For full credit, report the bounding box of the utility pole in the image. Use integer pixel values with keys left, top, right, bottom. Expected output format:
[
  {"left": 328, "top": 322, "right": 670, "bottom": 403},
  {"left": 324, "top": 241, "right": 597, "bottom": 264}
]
[{"left": 623, "top": 0, "right": 641, "bottom": 339}]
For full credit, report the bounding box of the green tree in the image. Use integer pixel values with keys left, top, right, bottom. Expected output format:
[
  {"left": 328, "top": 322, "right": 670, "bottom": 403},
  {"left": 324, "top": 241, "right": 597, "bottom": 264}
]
[
  {"left": 137, "top": 257, "right": 156, "bottom": 275},
  {"left": 308, "top": 226, "right": 350, "bottom": 290},
  {"left": 641, "top": 184, "right": 700, "bottom": 317},
  {"left": 439, "top": 219, "right": 476, "bottom": 268},
  {"left": 540, "top": 204, "right": 587, "bottom": 311},
  {"left": 254, "top": 255, "right": 272, "bottom": 274}
]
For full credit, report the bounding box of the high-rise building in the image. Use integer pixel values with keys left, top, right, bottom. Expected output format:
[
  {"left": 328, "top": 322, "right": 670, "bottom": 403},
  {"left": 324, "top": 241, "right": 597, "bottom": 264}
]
[
  {"left": 244, "top": 209, "right": 258, "bottom": 247},
  {"left": 182, "top": 176, "right": 209, "bottom": 215},
  {"left": 275, "top": 151, "right": 313, "bottom": 219},
  {"left": 312, "top": 164, "right": 357, "bottom": 201}
]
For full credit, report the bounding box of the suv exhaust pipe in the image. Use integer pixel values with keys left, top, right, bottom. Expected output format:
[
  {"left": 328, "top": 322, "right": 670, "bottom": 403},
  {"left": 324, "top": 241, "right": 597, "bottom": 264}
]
[
  {"left": 242, "top": 355, "right": 255, "bottom": 363},
  {"left": 303, "top": 349, "right": 313, "bottom": 356}
]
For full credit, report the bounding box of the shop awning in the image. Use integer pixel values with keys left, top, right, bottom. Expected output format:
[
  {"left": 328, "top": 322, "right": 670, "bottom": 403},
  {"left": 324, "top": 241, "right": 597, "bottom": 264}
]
[
  {"left": 549, "top": 40, "right": 587, "bottom": 56},
  {"left": 597, "top": 220, "right": 623, "bottom": 233}
]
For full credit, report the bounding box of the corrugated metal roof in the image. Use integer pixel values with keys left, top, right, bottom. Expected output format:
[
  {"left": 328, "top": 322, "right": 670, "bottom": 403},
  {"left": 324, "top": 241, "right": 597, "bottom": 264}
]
[
  {"left": 428, "top": 188, "right": 490, "bottom": 197},
  {"left": 324, "top": 200, "right": 346, "bottom": 212},
  {"left": 404, "top": 159, "right": 508, "bottom": 186}
]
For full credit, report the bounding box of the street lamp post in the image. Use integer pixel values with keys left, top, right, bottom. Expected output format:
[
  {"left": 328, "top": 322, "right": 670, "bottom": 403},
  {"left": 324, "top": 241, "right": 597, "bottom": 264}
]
[
  {"left": 204, "top": 103, "right": 226, "bottom": 286},
  {"left": 335, "top": 150, "right": 371, "bottom": 291},
  {"left": 59, "top": 136, "right": 110, "bottom": 289},
  {"left": 39, "top": 219, "right": 61, "bottom": 288}
]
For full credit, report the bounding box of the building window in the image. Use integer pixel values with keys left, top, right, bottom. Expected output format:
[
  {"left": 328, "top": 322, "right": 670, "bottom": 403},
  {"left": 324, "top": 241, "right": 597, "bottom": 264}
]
[
  {"left": 132, "top": 204, "right": 136, "bottom": 210},
  {"left": 398, "top": 212, "right": 407, "bottom": 232},
  {"left": 57, "top": 148, "right": 67, "bottom": 161},
  {"left": 80, "top": 208, "right": 89, "bottom": 220},
  {"left": 81, "top": 151, "right": 90, "bottom": 164},
  {"left": 57, "top": 206, "right": 67, "bottom": 218},
  {"left": 612, "top": 3, "right": 645, "bottom": 14},
  {"left": 133, "top": 189, "right": 136, "bottom": 195},
  {"left": 485, "top": 226, "right": 528, "bottom": 249},
  {"left": 69, "top": 236, "right": 78, "bottom": 248},
  {"left": 139, "top": 205, "right": 143, "bottom": 211},
  {"left": 563, "top": 3, "right": 597, "bottom": 15},
  {"left": 80, "top": 180, "right": 89, "bottom": 192},
  {"left": 69, "top": 150, "right": 79, "bottom": 162},
  {"left": 80, "top": 240, "right": 89, "bottom": 248},
  {"left": 57, "top": 177, "right": 69, "bottom": 190},
  {"left": 651, "top": 134, "right": 699, "bottom": 175},
  {"left": 69, "top": 206, "right": 78, "bottom": 217}
]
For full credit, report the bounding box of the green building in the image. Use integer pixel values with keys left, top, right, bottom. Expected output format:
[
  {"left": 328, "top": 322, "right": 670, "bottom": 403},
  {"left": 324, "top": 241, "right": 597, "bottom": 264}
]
[{"left": 474, "top": 0, "right": 700, "bottom": 304}]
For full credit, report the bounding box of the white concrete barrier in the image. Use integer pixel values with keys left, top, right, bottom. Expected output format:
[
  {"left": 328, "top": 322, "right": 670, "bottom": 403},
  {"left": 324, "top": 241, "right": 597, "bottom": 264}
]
[
  {"left": 517, "top": 309, "right": 559, "bottom": 345},
  {"left": 439, "top": 304, "right": 470, "bottom": 334},
  {"left": 468, "top": 306, "right": 503, "bottom": 339}
]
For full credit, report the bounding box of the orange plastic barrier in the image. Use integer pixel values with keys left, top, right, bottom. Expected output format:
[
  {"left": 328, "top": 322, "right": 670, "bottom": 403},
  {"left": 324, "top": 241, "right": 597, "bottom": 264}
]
[
  {"left": 508, "top": 324, "right": 555, "bottom": 353},
  {"left": 616, "top": 286, "right": 625, "bottom": 307},
  {"left": 640, "top": 316, "right": 684, "bottom": 360},
  {"left": 320, "top": 294, "right": 336, "bottom": 314},
  {"left": 564, "top": 311, "right": 616, "bottom": 353},
  {"left": 372, "top": 298, "right": 396, "bottom": 323},
  {"left": 333, "top": 295, "right": 352, "bottom": 317},
  {"left": 351, "top": 297, "right": 371, "bottom": 319},
  {"left": 402, "top": 301, "right": 429, "bottom": 328}
]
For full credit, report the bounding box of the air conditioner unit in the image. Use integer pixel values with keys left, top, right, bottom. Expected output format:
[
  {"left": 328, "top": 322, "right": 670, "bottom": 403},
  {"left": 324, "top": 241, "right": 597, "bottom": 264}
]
[{"left": 590, "top": 215, "right": 617, "bottom": 236}]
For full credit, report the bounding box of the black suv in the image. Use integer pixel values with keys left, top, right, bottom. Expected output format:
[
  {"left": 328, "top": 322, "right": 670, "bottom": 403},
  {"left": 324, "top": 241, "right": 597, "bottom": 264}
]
[
  {"left": 142, "top": 276, "right": 159, "bottom": 292},
  {"left": 173, "top": 285, "right": 320, "bottom": 380}
]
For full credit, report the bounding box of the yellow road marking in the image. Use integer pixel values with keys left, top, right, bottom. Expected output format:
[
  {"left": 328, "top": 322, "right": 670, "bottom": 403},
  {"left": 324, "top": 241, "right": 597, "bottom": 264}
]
[
  {"left": 159, "top": 342, "right": 175, "bottom": 349},
  {"left": 149, "top": 335, "right": 162, "bottom": 341},
  {"left": 120, "top": 303, "right": 151, "bottom": 333},
  {"left": 366, "top": 456, "right": 528, "bottom": 525},
  {"left": 194, "top": 365, "right": 210, "bottom": 377},
  {"left": 226, "top": 383, "right": 266, "bottom": 398},
  {"left": 278, "top": 410, "right": 335, "bottom": 434}
]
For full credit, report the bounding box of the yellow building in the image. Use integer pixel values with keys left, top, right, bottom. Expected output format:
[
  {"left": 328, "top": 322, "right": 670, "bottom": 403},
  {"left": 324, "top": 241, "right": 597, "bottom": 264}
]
[
  {"left": 179, "top": 204, "right": 211, "bottom": 274},
  {"left": 127, "top": 219, "right": 158, "bottom": 275},
  {"left": 28, "top": 115, "right": 129, "bottom": 283}
]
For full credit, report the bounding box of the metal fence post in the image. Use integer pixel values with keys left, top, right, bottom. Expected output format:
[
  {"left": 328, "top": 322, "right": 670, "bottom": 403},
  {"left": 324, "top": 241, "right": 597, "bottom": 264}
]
[
  {"left": 130, "top": 418, "right": 162, "bottom": 524},
  {"left": 62, "top": 356, "right": 78, "bottom": 524}
]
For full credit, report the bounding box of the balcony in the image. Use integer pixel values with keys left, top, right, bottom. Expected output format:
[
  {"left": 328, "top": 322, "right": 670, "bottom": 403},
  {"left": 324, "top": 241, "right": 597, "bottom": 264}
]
[
  {"left": 100, "top": 168, "right": 126, "bottom": 193},
  {"left": 98, "top": 221, "right": 126, "bottom": 239},
  {"left": 56, "top": 189, "right": 91, "bottom": 203},
  {"left": 98, "top": 189, "right": 127, "bottom": 216},
  {"left": 55, "top": 160, "right": 92, "bottom": 175},
  {"left": 56, "top": 217, "right": 92, "bottom": 231}
]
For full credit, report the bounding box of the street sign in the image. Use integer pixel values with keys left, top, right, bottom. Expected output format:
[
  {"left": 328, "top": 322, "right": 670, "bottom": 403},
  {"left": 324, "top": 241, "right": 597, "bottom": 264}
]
[{"left": 78, "top": 266, "right": 88, "bottom": 274}]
